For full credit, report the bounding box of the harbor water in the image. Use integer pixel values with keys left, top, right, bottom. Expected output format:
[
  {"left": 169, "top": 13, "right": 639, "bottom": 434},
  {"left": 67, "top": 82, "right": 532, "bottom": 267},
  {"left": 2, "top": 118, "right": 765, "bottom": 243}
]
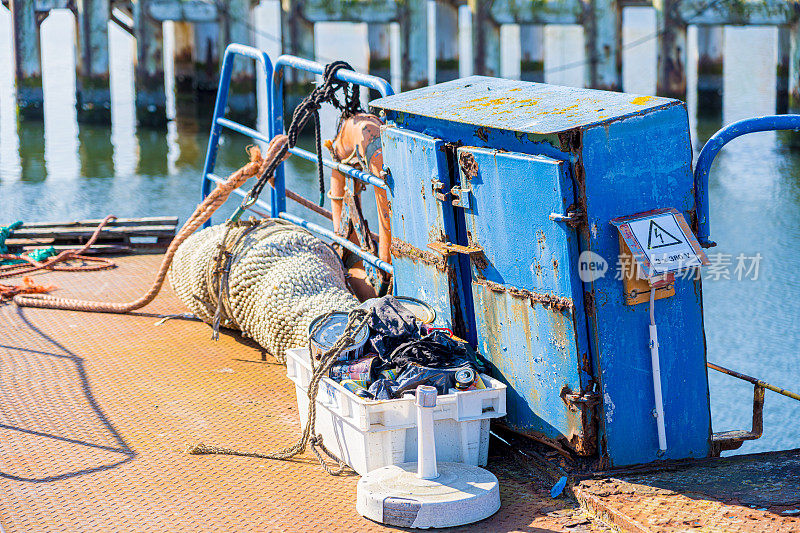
[{"left": 1, "top": 9, "right": 798, "bottom": 456}]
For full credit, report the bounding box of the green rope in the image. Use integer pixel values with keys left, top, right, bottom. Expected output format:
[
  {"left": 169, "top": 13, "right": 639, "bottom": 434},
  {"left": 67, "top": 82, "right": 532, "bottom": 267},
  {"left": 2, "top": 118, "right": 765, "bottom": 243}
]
[
  {"left": 0, "top": 222, "right": 58, "bottom": 266},
  {"left": 0, "top": 221, "right": 23, "bottom": 255}
]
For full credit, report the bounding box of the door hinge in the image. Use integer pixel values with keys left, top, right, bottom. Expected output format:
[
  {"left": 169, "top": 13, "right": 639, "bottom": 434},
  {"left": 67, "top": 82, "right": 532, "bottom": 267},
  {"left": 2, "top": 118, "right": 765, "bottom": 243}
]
[
  {"left": 561, "top": 386, "right": 601, "bottom": 412},
  {"left": 428, "top": 241, "right": 483, "bottom": 257}
]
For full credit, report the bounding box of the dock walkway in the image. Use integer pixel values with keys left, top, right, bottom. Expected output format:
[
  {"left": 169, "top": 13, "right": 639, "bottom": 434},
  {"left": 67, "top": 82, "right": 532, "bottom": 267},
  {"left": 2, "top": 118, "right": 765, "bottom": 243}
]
[
  {"left": 0, "top": 253, "right": 602, "bottom": 532},
  {"left": 3, "top": 253, "right": 799, "bottom": 531}
]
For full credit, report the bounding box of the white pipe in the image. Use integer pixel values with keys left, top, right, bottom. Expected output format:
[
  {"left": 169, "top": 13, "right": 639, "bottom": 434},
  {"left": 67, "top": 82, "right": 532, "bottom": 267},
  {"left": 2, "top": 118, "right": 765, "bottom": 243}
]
[
  {"left": 649, "top": 288, "right": 667, "bottom": 452},
  {"left": 416, "top": 385, "right": 439, "bottom": 479}
]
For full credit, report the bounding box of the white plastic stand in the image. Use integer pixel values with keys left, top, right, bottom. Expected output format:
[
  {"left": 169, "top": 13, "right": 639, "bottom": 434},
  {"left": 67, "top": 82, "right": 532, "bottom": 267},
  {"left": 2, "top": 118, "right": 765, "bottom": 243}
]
[{"left": 356, "top": 385, "right": 501, "bottom": 528}]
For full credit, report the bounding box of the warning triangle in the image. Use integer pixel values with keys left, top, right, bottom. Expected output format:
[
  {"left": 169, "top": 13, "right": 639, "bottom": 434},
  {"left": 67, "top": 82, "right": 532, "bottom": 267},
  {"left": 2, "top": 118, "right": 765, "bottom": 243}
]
[{"left": 647, "top": 220, "right": 682, "bottom": 249}]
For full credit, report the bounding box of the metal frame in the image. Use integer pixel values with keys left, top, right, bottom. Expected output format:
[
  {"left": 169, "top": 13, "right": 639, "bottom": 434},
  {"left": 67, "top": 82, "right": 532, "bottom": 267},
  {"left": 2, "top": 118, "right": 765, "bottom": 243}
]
[
  {"left": 271, "top": 54, "right": 395, "bottom": 274},
  {"left": 693, "top": 114, "right": 800, "bottom": 248},
  {"left": 199, "top": 47, "right": 395, "bottom": 275},
  {"left": 200, "top": 44, "right": 276, "bottom": 224}
]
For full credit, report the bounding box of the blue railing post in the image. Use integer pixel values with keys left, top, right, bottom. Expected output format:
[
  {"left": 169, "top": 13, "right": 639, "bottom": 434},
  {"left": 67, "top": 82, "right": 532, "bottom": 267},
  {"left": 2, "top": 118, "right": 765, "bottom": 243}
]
[
  {"left": 694, "top": 114, "right": 800, "bottom": 248},
  {"left": 198, "top": 49, "right": 395, "bottom": 275},
  {"left": 200, "top": 44, "right": 274, "bottom": 227}
]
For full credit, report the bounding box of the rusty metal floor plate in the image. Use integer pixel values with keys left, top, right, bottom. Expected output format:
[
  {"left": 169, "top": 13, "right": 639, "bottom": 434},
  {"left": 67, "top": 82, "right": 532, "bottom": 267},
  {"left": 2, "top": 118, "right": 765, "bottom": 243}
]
[
  {"left": 575, "top": 449, "right": 800, "bottom": 532},
  {"left": 0, "top": 254, "right": 605, "bottom": 532}
]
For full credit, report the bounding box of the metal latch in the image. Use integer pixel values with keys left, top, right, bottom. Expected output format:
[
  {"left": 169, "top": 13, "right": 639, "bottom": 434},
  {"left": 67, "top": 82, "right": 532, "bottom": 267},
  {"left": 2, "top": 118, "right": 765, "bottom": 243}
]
[
  {"left": 450, "top": 185, "right": 472, "bottom": 209},
  {"left": 560, "top": 386, "right": 601, "bottom": 412},
  {"left": 549, "top": 207, "right": 584, "bottom": 227},
  {"left": 427, "top": 241, "right": 483, "bottom": 257},
  {"left": 432, "top": 180, "right": 449, "bottom": 202}
]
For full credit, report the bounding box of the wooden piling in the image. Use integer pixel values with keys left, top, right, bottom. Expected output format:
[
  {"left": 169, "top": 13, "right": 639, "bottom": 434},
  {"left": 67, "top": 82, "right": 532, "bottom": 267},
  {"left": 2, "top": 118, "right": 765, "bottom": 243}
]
[
  {"left": 281, "top": 0, "right": 315, "bottom": 111},
  {"left": 654, "top": 0, "right": 687, "bottom": 99},
  {"left": 469, "top": 0, "right": 500, "bottom": 77},
  {"left": 134, "top": 0, "right": 168, "bottom": 127},
  {"left": 398, "top": 0, "right": 429, "bottom": 89},
  {"left": 790, "top": 22, "right": 800, "bottom": 113},
  {"left": 778, "top": 25, "right": 790, "bottom": 114},
  {"left": 368, "top": 24, "right": 391, "bottom": 94},
  {"left": 173, "top": 22, "right": 195, "bottom": 97},
  {"left": 435, "top": 1, "right": 459, "bottom": 83},
  {"left": 585, "top": 0, "right": 622, "bottom": 91},
  {"left": 221, "top": 0, "right": 256, "bottom": 124},
  {"left": 75, "top": 0, "right": 111, "bottom": 124},
  {"left": 521, "top": 25, "right": 544, "bottom": 82},
  {"left": 194, "top": 21, "right": 220, "bottom": 92},
  {"left": 10, "top": 0, "right": 43, "bottom": 120},
  {"left": 696, "top": 26, "right": 723, "bottom": 113}
]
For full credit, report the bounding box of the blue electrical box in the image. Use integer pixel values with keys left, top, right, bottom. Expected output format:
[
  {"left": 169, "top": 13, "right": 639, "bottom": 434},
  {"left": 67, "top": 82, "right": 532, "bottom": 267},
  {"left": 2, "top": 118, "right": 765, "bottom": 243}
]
[{"left": 371, "top": 77, "right": 711, "bottom": 467}]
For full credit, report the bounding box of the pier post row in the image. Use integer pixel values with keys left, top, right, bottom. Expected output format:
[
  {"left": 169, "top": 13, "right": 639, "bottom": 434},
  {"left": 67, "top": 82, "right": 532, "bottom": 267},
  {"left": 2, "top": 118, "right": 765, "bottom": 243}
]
[{"left": 6, "top": 0, "right": 800, "bottom": 126}]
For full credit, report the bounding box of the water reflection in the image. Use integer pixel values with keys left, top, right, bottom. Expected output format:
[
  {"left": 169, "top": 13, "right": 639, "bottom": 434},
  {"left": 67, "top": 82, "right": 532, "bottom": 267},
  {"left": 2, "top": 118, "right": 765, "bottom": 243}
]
[{"left": 1, "top": 8, "right": 799, "bottom": 456}]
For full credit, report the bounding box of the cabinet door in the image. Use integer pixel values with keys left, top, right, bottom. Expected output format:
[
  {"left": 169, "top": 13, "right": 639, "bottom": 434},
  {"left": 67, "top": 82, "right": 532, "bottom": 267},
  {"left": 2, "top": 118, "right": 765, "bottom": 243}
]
[
  {"left": 457, "top": 146, "right": 594, "bottom": 454},
  {"left": 381, "top": 126, "right": 472, "bottom": 336}
]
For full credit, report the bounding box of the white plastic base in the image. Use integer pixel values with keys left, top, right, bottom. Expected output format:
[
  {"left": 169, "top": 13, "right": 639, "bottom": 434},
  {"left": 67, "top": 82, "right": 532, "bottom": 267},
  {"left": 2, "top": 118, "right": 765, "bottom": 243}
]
[{"left": 356, "top": 462, "right": 501, "bottom": 529}]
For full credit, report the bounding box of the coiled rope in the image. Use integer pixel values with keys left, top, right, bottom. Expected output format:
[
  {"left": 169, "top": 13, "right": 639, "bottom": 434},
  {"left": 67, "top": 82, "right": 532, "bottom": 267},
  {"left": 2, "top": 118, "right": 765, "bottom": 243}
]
[{"left": 188, "top": 308, "right": 370, "bottom": 475}]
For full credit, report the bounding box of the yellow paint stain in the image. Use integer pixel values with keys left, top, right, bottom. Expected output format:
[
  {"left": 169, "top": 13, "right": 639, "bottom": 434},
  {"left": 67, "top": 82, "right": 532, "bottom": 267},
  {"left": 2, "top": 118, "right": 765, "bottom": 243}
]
[{"left": 631, "top": 96, "right": 654, "bottom": 105}]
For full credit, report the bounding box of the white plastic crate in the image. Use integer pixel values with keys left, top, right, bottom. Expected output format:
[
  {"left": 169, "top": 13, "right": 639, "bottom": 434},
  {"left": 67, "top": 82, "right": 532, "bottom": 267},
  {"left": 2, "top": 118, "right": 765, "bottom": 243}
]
[{"left": 285, "top": 347, "right": 506, "bottom": 476}]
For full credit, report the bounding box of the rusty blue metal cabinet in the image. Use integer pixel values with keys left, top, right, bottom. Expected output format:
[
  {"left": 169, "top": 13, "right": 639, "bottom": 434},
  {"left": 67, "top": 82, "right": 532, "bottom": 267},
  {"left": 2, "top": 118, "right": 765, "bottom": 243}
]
[
  {"left": 380, "top": 126, "right": 475, "bottom": 340},
  {"left": 372, "top": 77, "right": 712, "bottom": 467}
]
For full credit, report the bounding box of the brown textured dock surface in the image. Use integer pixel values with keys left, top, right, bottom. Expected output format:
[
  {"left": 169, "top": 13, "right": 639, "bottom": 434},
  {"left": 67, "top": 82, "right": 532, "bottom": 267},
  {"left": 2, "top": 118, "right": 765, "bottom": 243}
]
[
  {"left": 575, "top": 449, "right": 800, "bottom": 532},
  {"left": 0, "top": 254, "right": 605, "bottom": 532}
]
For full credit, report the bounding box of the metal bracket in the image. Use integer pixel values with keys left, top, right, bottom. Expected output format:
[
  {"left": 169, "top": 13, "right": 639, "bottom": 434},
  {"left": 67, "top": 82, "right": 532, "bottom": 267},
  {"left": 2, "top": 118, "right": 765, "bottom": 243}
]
[
  {"left": 549, "top": 207, "right": 584, "bottom": 227},
  {"left": 451, "top": 185, "right": 472, "bottom": 209},
  {"left": 427, "top": 241, "right": 483, "bottom": 257},
  {"left": 711, "top": 384, "right": 764, "bottom": 455},
  {"left": 561, "top": 386, "right": 601, "bottom": 412}
]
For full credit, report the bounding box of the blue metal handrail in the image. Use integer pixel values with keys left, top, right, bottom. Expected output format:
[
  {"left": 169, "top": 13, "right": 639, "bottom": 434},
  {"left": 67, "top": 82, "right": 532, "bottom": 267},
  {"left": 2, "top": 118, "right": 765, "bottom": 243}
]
[
  {"left": 271, "top": 54, "right": 395, "bottom": 274},
  {"left": 200, "top": 44, "right": 275, "bottom": 226},
  {"left": 694, "top": 114, "right": 800, "bottom": 248}
]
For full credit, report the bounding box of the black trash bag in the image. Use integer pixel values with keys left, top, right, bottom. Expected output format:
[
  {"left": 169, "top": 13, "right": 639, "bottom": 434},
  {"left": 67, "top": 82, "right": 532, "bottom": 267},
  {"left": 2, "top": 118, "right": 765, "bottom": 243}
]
[
  {"left": 369, "top": 362, "right": 479, "bottom": 399},
  {"left": 387, "top": 330, "right": 476, "bottom": 369},
  {"left": 367, "top": 378, "right": 398, "bottom": 401},
  {"left": 358, "top": 296, "right": 424, "bottom": 362}
]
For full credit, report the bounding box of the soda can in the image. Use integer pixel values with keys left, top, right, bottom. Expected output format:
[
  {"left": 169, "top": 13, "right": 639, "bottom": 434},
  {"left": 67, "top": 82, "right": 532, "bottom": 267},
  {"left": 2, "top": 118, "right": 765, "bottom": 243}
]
[
  {"left": 454, "top": 367, "right": 476, "bottom": 391},
  {"left": 380, "top": 368, "right": 400, "bottom": 381},
  {"left": 340, "top": 379, "right": 369, "bottom": 395},
  {"left": 330, "top": 356, "right": 376, "bottom": 383}
]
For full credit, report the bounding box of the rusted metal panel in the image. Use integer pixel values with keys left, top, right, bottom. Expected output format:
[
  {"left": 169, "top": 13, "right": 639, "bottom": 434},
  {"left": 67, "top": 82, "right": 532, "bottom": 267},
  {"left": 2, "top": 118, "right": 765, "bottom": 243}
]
[
  {"left": 380, "top": 126, "right": 474, "bottom": 340},
  {"left": 457, "top": 146, "right": 595, "bottom": 455},
  {"left": 653, "top": 0, "right": 687, "bottom": 99},
  {"left": 370, "top": 76, "right": 676, "bottom": 136}
]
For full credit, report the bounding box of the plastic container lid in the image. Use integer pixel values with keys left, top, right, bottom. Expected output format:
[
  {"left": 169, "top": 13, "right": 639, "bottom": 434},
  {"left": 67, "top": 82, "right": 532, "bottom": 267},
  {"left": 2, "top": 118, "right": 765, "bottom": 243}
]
[
  {"left": 395, "top": 297, "right": 436, "bottom": 324},
  {"left": 309, "top": 312, "right": 369, "bottom": 351}
]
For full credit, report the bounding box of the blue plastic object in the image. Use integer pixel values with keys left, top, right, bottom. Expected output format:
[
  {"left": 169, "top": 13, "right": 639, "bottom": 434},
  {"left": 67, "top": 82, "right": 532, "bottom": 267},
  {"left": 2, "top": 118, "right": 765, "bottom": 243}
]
[{"left": 550, "top": 476, "right": 568, "bottom": 498}]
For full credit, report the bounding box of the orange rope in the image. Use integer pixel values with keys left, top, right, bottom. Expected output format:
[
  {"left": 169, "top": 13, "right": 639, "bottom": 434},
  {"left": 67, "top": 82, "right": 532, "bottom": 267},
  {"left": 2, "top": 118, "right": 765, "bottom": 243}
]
[
  {"left": 1, "top": 277, "right": 56, "bottom": 302},
  {"left": 0, "top": 215, "right": 118, "bottom": 279},
  {"left": 14, "top": 140, "right": 288, "bottom": 314}
]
